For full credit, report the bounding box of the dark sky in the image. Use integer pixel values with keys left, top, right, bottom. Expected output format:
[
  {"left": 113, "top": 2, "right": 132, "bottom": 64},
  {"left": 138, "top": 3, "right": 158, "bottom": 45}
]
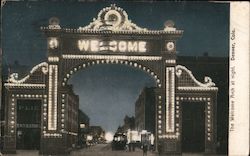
[
  {"left": 68, "top": 64, "right": 155, "bottom": 133},
  {"left": 2, "top": 1, "right": 229, "bottom": 133}
]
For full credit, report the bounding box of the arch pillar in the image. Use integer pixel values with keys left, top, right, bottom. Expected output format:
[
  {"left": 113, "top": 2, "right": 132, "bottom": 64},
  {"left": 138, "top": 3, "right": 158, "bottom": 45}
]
[
  {"left": 41, "top": 56, "right": 81, "bottom": 155},
  {"left": 157, "top": 58, "right": 182, "bottom": 155},
  {"left": 40, "top": 57, "right": 68, "bottom": 155},
  {"left": 3, "top": 91, "right": 16, "bottom": 154}
]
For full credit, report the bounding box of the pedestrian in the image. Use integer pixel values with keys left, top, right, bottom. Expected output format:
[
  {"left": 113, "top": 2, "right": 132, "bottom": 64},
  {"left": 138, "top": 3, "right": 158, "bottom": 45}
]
[
  {"left": 125, "top": 144, "right": 129, "bottom": 152},
  {"left": 142, "top": 144, "right": 148, "bottom": 156}
]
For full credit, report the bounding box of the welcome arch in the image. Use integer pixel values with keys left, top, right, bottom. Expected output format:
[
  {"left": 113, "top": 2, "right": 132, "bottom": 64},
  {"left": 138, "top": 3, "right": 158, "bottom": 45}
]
[{"left": 3, "top": 4, "right": 218, "bottom": 155}]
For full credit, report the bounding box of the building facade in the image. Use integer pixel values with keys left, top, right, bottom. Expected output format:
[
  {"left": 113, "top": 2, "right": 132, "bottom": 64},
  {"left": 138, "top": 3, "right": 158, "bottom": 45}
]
[
  {"left": 78, "top": 109, "right": 90, "bottom": 129},
  {"left": 78, "top": 109, "right": 90, "bottom": 147},
  {"left": 88, "top": 126, "right": 105, "bottom": 143},
  {"left": 135, "top": 87, "right": 156, "bottom": 134},
  {"left": 116, "top": 115, "right": 135, "bottom": 133},
  {"left": 2, "top": 5, "right": 218, "bottom": 155}
]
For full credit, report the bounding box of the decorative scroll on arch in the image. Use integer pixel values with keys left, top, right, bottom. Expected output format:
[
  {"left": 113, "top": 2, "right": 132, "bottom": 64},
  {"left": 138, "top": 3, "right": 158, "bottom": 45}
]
[
  {"left": 61, "top": 59, "right": 162, "bottom": 88},
  {"left": 5, "top": 62, "right": 48, "bottom": 88},
  {"left": 175, "top": 65, "right": 217, "bottom": 91}
]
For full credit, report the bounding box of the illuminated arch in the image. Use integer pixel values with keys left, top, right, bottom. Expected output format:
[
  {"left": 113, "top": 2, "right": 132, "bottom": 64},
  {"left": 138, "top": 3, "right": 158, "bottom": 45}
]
[{"left": 61, "top": 59, "right": 162, "bottom": 88}]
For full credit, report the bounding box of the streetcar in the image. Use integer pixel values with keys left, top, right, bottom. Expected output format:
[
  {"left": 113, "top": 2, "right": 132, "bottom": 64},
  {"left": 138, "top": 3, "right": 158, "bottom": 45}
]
[{"left": 111, "top": 133, "right": 127, "bottom": 150}]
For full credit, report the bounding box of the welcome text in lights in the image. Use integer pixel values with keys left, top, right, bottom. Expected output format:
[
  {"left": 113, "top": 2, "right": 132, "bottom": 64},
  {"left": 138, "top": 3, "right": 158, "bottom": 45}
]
[{"left": 78, "top": 40, "right": 147, "bottom": 52}]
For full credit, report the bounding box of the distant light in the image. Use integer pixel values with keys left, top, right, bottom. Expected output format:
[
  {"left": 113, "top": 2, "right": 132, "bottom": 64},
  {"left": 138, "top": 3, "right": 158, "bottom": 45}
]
[
  {"left": 105, "top": 132, "right": 114, "bottom": 143},
  {"left": 87, "top": 135, "right": 93, "bottom": 141},
  {"left": 80, "top": 123, "right": 85, "bottom": 128}
]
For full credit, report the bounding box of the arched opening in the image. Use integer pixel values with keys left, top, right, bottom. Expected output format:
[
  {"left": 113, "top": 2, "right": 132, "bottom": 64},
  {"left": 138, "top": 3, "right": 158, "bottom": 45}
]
[
  {"left": 61, "top": 60, "right": 162, "bottom": 88},
  {"left": 65, "top": 63, "right": 158, "bottom": 152}
]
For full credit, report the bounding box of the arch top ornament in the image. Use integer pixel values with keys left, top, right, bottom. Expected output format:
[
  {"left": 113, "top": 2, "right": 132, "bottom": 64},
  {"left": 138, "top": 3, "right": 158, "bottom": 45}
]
[
  {"left": 77, "top": 4, "right": 182, "bottom": 34},
  {"left": 79, "top": 4, "right": 147, "bottom": 32},
  {"left": 41, "top": 4, "right": 183, "bottom": 35}
]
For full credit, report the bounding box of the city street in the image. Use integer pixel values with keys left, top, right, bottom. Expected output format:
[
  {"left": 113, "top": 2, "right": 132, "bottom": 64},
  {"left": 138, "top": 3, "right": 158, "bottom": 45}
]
[
  {"left": 1, "top": 145, "right": 221, "bottom": 156},
  {"left": 2, "top": 144, "right": 156, "bottom": 156},
  {"left": 71, "top": 143, "right": 157, "bottom": 156}
]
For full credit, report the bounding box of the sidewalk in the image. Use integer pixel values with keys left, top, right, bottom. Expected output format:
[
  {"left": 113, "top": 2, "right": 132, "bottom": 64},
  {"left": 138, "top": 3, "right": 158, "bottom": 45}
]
[{"left": 2, "top": 150, "right": 39, "bottom": 156}]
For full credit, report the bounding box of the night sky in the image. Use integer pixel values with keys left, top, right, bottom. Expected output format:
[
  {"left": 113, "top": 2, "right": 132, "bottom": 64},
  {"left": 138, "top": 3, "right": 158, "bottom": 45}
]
[{"left": 2, "top": 1, "right": 229, "bottom": 133}]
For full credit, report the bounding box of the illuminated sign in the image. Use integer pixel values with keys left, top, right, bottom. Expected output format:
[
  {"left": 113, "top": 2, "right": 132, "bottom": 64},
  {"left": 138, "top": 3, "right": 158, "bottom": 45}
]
[{"left": 78, "top": 40, "right": 147, "bottom": 52}]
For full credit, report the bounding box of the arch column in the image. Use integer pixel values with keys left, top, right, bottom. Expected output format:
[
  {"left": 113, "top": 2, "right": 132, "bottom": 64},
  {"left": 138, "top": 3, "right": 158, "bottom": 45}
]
[
  {"left": 157, "top": 58, "right": 181, "bottom": 155},
  {"left": 3, "top": 92, "right": 16, "bottom": 154},
  {"left": 47, "top": 64, "right": 58, "bottom": 131},
  {"left": 40, "top": 59, "right": 68, "bottom": 155}
]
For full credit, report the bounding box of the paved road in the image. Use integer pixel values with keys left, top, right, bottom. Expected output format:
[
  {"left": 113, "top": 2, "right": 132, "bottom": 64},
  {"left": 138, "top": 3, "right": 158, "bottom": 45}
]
[
  {"left": 2, "top": 145, "right": 221, "bottom": 156},
  {"left": 71, "top": 143, "right": 157, "bottom": 156}
]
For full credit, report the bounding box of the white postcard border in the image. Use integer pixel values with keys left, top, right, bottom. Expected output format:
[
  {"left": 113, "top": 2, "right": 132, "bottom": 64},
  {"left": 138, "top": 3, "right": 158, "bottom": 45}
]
[{"left": 229, "top": 2, "right": 249, "bottom": 155}]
